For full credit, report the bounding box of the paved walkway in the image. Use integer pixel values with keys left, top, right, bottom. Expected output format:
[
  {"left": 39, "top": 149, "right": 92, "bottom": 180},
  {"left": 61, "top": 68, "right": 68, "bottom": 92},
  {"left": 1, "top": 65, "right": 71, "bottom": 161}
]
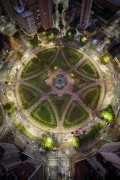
[{"left": 6, "top": 45, "right": 115, "bottom": 135}]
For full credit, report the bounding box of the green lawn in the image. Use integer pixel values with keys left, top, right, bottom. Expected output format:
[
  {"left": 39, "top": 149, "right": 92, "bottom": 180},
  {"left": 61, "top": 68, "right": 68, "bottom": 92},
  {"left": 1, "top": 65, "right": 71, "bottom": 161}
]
[
  {"left": 31, "top": 100, "right": 57, "bottom": 128},
  {"left": 21, "top": 48, "right": 57, "bottom": 78},
  {"left": 78, "top": 59, "right": 99, "bottom": 78},
  {"left": 50, "top": 52, "right": 69, "bottom": 71},
  {"left": 26, "top": 71, "right": 51, "bottom": 93},
  {"left": 79, "top": 85, "right": 101, "bottom": 110},
  {"left": 64, "top": 101, "right": 89, "bottom": 128},
  {"left": 36, "top": 48, "right": 57, "bottom": 65},
  {"left": 63, "top": 48, "right": 83, "bottom": 66},
  {"left": 72, "top": 72, "right": 93, "bottom": 92},
  {"left": 82, "top": 64, "right": 94, "bottom": 75},
  {"left": 19, "top": 85, "right": 41, "bottom": 109},
  {"left": 21, "top": 57, "right": 41, "bottom": 78},
  {"left": 50, "top": 94, "right": 71, "bottom": 120}
]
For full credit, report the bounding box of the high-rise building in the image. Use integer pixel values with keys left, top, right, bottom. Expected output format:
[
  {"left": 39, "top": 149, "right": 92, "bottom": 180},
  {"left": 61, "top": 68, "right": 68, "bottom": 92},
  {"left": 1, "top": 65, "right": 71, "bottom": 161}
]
[
  {"left": 0, "top": 33, "right": 11, "bottom": 58},
  {"left": 0, "top": 143, "right": 44, "bottom": 180},
  {"left": 38, "top": 0, "right": 53, "bottom": 30},
  {"left": 0, "top": 143, "right": 21, "bottom": 171},
  {"left": 99, "top": 142, "right": 120, "bottom": 169},
  {"left": 94, "top": 0, "right": 120, "bottom": 12},
  {"left": 19, "top": 0, "right": 42, "bottom": 30},
  {"left": 1, "top": 0, "right": 17, "bottom": 21},
  {"left": 14, "top": 6, "right": 37, "bottom": 36},
  {"left": 74, "top": 142, "right": 120, "bottom": 180},
  {"left": 79, "top": 0, "right": 93, "bottom": 29},
  {"left": 69, "top": 0, "right": 81, "bottom": 23},
  {"left": 1, "top": 0, "right": 53, "bottom": 35},
  {"left": 18, "top": 0, "right": 53, "bottom": 30}
]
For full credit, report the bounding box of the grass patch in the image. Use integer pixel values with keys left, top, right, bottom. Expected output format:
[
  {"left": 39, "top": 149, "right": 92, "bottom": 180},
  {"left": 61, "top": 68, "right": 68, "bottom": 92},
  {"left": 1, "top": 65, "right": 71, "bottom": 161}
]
[
  {"left": 50, "top": 94, "right": 71, "bottom": 120},
  {"left": 64, "top": 101, "right": 89, "bottom": 128},
  {"left": 78, "top": 59, "right": 99, "bottom": 78},
  {"left": 21, "top": 48, "right": 57, "bottom": 78},
  {"left": 83, "top": 64, "right": 94, "bottom": 74},
  {"left": 72, "top": 72, "right": 93, "bottom": 92},
  {"left": 26, "top": 71, "right": 51, "bottom": 93},
  {"left": 80, "top": 85, "right": 101, "bottom": 110},
  {"left": 50, "top": 52, "right": 69, "bottom": 71},
  {"left": 31, "top": 100, "right": 57, "bottom": 128},
  {"left": 19, "top": 85, "right": 41, "bottom": 109},
  {"left": 36, "top": 48, "right": 57, "bottom": 65},
  {"left": 63, "top": 48, "right": 83, "bottom": 66}
]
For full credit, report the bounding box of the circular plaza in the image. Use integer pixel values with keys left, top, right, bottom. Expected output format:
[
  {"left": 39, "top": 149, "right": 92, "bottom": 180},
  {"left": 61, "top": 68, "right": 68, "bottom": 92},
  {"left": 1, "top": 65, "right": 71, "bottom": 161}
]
[{"left": 6, "top": 45, "right": 115, "bottom": 134}]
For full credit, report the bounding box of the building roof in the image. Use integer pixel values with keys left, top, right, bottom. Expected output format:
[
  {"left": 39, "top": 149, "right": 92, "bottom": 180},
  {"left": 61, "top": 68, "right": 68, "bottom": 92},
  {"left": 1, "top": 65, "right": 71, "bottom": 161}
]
[
  {"left": 14, "top": 6, "right": 25, "bottom": 14},
  {"left": 74, "top": 159, "right": 101, "bottom": 180},
  {"left": 108, "top": 40, "right": 120, "bottom": 61}
]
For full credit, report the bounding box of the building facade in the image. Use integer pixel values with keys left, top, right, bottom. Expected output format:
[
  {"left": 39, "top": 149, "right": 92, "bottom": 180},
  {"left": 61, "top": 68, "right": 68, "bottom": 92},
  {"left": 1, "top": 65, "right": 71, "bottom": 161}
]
[
  {"left": 0, "top": 143, "right": 44, "bottom": 180},
  {"left": 79, "top": 0, "right": 93, "bottom": 29},
  {"left": 14, "top": 6, "right": 37, "bottom": 36},
  {"left": 38, "top": 0, "right": 53, "bottom": 30}
]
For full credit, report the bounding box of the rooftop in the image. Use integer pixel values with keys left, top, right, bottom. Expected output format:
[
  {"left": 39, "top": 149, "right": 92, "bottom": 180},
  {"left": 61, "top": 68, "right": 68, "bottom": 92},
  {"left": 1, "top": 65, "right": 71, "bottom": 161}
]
[{"left": 108, "top": 40, "right": 120, "bottom": 61}]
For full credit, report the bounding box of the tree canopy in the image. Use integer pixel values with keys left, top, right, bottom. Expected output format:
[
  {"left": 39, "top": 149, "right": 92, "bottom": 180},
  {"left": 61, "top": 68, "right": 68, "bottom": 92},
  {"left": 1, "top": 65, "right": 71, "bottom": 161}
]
[
  {"left": 42, "top": 136, "right": 54, "bottom": 151},
  {"left": 66, "top": 28, "right": 77, "bottom": 40},
  {"left": 72, "top": 136, "right": 80, "bottom": 148},
  {"left": 4, "top": 102, "right": 14, "bottom": 113},
  {"left": 80, "top": 36, "right": 87, "bottom": 43},
  {"left": 58, "top": 3, "right": 63, "bottom": 14},
  {"left": 99, "top": 105, "right": 115, "bottom": 123},
  {"left": 101, "top": 55, "right": 110, "bottom": 64}
]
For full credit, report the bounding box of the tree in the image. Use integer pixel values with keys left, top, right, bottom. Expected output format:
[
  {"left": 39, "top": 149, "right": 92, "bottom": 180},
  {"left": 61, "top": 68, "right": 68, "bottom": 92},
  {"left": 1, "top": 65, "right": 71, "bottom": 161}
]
[
  {"left": 52, "top": 3, "right": 56, "bottom": 14},
  {"left": 101, "top": 55, "right": 110, "bottom": 64},
  {"left": 58, "top": 19, "right": 64, "bottom": 30},
  {"left": 88, "top": 42, "right": 93, "bottom": 49},
  {"left": 46, "top": 32, "right": 54, "bottom": 41},
  {"left": 66, "top": 28, "right": 77, "bottom": 40},
  {"left": 13, "top": 31, "right": 21, "bottom": 39},
  {"left": 29, "top": 35, "right": 41, "bottom": 47},
  {"left": 80, "top": 36, "right": 87, "bottom": 43},
  {"left": 58, "top": 3, "right": 63, "bottom": 15},
  {"left": 17, "top": 51, "right": 23, "bottom": 60},
  {"left": 99, "top": 105, "right": 115, "bottom": 123},
  {"left": 98, "top": 121, "right": 105, "bottom": 129},
  {"left": 72, "top": 136, "right": 80, "bottom": 148},
  {"left": 46, "top": 28, "right": 59, "bottom": 35},
  {"left": 4, "top": 102, "right": 14, "bottom": 113},
  {"left": 42, "top": 136, "right": 54, "bottom": 151}
]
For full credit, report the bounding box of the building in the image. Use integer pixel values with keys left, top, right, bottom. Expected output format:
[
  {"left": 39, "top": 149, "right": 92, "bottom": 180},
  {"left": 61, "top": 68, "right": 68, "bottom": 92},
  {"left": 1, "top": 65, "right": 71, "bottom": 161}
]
[
  {"left": 99, "top": 142, "right": 120, "bottom": 169},
  {"left": 1, "top": 0, "right": 17, "bottom": 21},
  {"left": 92, "top": 1, "right": 118, "bottom": 24},
  {"left": 74, "top": 142, "right": 120, "bottom": 180},
  {"left": 14, "top": 158, "right": 44, "bottom": 180},
  {"left": 94, "top": 0, "right": 120, "bottom": 12},
  {"left": 38, "top": 0, "right": 53, "bottom": 30},
  {"left": 19, "top": 0, "right": 42, "bottom": 30},
  {"left": 0, "top": 143, "right": 45, "bottom": 180},
  {"left": 83, "top": 21, "right": 100, "bottom": 38},
  {"left": 79, "top": 0, "right": 93, "bottom": 29},
  {"left": 107, "top": 39, "right": 120, "bottom": 67},
  {"left": 0, "top": 33, "right": 11, "bottom": 58},
  {"left": 0, "top": 143, "right": 22, "bottom": 171},
  {"left": 14, "top": 6, "right": 37, "bottom": 36},
  {"left": 69, "top": 0, "right": 82, "bottom": 23},
  {"left": 19, "top": 0, "right": 53, "bottom": 30}
]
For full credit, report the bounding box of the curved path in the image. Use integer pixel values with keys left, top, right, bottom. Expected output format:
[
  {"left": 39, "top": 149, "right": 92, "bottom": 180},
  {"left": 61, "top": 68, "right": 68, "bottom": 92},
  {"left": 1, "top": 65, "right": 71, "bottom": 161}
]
[{"left": 6, "top": 45, "right": 115, "bottom": 134}]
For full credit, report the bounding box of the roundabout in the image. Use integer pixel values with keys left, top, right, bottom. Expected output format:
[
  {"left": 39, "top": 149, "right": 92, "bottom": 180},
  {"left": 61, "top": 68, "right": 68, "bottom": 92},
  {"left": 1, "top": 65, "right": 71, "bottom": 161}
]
[{"left": 6, "top": 45, "right": 115, "bottom": 134}]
